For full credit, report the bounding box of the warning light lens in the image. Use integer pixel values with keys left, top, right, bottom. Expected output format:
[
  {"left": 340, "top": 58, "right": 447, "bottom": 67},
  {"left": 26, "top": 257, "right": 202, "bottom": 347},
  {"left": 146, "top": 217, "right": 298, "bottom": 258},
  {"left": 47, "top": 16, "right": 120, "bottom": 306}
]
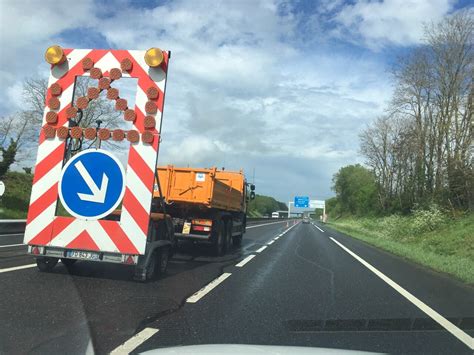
[
  {"left": 144, "top": 48, "right": 164, "bottom": 67},
  {"left": 45, "top": 45, "right": 65, "bottom": 65}
]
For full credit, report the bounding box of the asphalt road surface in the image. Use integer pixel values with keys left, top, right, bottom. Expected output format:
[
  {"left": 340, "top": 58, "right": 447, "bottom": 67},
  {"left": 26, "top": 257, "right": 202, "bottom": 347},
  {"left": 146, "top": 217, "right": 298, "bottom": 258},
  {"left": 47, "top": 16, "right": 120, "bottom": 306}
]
[{"left": 1, "top": 220, "right": 473, "bottom": 354}]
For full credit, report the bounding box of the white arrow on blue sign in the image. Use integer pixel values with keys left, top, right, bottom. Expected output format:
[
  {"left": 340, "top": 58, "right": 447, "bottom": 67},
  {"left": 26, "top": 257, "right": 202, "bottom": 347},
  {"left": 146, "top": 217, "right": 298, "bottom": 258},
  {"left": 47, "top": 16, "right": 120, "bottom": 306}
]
[{"left": 58, "top": 149, "right": 126, "bottom": 220}]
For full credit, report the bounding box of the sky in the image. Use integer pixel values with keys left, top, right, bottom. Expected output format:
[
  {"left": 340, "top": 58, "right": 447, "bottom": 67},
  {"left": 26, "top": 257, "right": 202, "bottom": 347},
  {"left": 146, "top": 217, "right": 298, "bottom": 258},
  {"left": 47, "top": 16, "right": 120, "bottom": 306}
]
[{"left": 0, "top": 0, "right": 471, "bottom": 207}]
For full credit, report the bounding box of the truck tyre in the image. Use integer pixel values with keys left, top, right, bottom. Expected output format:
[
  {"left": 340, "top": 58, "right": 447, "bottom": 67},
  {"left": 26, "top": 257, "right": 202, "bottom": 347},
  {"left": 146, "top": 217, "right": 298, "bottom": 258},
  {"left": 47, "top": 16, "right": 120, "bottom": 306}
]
[
  {"left": 61, "top": 258, "right": 77, "bottom": 267},
  {"left": 212, "top": 221, "right": 225, "bottom": 257},
  {"left": 156, "top": 247, "right": 170, "bottom": 275},
  {"left": 36, "top": 257, "right": 58, "bottom": 272},
  {"left": 224, "top": 220, "right": 232, "bottom": 253}
]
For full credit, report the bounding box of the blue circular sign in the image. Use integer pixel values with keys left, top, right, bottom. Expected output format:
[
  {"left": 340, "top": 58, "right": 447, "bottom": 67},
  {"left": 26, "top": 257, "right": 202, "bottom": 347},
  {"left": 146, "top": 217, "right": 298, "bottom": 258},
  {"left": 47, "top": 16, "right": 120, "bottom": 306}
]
[{"left": 58, "top": 149, "right": 125, "bottom": 220}]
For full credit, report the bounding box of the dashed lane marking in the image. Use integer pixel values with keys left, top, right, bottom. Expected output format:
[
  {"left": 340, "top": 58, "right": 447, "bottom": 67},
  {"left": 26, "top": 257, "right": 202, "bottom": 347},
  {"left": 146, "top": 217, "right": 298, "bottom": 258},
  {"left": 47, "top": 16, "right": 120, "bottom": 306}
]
[
  {"left": 186, "top": 273, "right": 232, "bottom": 303},
  {"left": 110, "top": 327, "right": 159, "bottom": 355},
  {"left": 256, "top": 245, "right": 267, "bottom": 253},
  {"left": 235, "top": 254, "right": 256, "bottom": 268}
]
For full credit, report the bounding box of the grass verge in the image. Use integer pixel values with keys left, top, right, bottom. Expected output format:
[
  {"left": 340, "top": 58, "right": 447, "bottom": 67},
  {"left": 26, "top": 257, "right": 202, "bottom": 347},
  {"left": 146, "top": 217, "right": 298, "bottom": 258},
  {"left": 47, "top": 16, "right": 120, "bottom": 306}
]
[{"left": 326, "top": 213, "right": 474, "bottom": 285}]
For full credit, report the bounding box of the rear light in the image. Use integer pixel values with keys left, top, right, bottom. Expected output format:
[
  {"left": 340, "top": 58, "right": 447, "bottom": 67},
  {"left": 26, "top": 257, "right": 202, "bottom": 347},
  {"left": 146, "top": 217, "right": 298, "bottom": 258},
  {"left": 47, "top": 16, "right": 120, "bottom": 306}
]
[
  {"left": 29, "top": 245, "right": 44, "bottom": 255},
  {"left": 193, "top": 225, "right": 211, "bottom": 232},
  {"left": 192, "top": 219, "right": 212, "bottom": 226},
  {"left": 122, "top": 254, "right": 138, "bottom": 264}
]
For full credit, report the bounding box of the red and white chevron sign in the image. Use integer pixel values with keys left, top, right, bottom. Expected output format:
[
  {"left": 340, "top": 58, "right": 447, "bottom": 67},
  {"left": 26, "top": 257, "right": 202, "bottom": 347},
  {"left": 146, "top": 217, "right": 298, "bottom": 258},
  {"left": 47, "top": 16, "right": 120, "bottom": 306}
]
[{"left": 24, "top": 48, "right": 170, "bottom": 256}]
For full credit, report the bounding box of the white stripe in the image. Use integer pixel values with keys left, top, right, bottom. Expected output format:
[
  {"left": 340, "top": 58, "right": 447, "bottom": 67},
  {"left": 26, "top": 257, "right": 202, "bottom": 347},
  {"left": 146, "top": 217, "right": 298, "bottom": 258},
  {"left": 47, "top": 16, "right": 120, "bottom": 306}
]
[
  {"left": 131, "top": 142, "right": 157, "bottom": 171},
  {"left": 125, "top": 165, "right": 152, "bottom": 211},
  {"left": 35, "top": 138, "right": 62, "bottom": 167},
  {"left": 186, "top": 273, "right": 232, "bottom": 303},
  {"left": 267, "top": 240, "right": 275, "bottom": 245},
  {"left": 314, "top": 224, "right": 325, "bottom": 233},
  {"left": 86, "top": 221, "right": 118, "bottom": 252},
  {"left": 50, "top": 219, "right": 86, "bottom": 247},
  {"left": 110, "top": 328, "right": 159, "bottom": 355},
  {"left": 330, "top": 237, "right": 474, "bottom": 350},
  {"left": 29, "top": 160, "right": 62, "bottom": 204},
  {"left": 0, "top": 264, "right": 36, "bottom": 273},
  {"left": 0, "top": 233, "right": 24, "bottom": 236},
  {"left": 0, "top": 244, "right": 25, "bottom": 248},
  {"left": 246, "top": 220, "right": 287, "bottom": 229},
  {"left": 93, "top": 51, "right": 122, "bottom": 73},
  {"left": 274, "top": 236, "right": 280, "bottom": 240},
  {"left": 235, "top": 254, "right": 255, "bottom": 267},
  {"left": 120, "top": 207, "right": 147, "bottom": 254},
  {"left": 24, "top": 204, "right": 57, "bottom": 243},
  {"left": 256, "top": 245, "right": 267, "bottom": 253}
]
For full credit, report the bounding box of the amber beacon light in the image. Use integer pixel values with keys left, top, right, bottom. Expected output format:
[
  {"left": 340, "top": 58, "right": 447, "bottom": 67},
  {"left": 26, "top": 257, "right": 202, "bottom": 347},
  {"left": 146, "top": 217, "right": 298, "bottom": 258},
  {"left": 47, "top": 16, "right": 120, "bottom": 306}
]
[
  {"left": 144, "top": 48, "right": 164, "bottom": 67},
  {"left": 45, "top": 45, "right": 66, "bottom": 65}
]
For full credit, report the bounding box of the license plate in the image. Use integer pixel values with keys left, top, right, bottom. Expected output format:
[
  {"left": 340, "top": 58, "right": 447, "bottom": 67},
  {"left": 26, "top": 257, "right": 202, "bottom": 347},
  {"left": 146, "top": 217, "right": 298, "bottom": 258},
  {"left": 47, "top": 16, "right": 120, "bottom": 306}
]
[
  {"left": 182, "top": 222, "right": 191, "bottom": 235},
  {"left": 66, "top": 250, "right": 100, "bottom": 261}
]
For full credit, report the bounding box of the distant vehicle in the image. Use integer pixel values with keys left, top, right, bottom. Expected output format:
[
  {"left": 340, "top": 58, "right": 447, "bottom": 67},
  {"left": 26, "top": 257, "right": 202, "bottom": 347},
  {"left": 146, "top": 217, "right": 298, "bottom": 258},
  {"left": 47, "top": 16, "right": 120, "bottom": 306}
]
[
  {"left": 271, "top": 212, "right": 279, "bottom": 218},
  {"left": 303, "top": 217, "right": 310, "bottom": 224}
]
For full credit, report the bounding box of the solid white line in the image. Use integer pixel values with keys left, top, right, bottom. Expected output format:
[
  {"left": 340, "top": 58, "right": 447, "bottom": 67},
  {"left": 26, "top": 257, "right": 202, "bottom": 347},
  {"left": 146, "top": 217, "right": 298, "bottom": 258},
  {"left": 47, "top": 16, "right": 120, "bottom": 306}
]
[
  {"left": 110, "top": 327, "right": 159, "bottom": 355},
  {"left": 235, "top": 254, "right": 256, "bottom": 268},
  {"left": 0, "top": 264, "right": 36, "bottom": 273},
  {"left": 267, "top": 240, "right": 275, "bottom": 245},
  {"left": 329, "top": 237, "right": 474, "bottom": 350},
  {"left": 0, "top": 243, "right": 25, "bottom": 248},
  {"left": 246, "top": 220, "right": 288, "bottom": 229},
  {"left": 256, "top": 245, "right": 267, "bottom": 253},
  {"left": 186, "top": 273, "right": 232, "bottom": 303},
  {"left": 314, "top": 224, "right": 325, "bottom": 233}
]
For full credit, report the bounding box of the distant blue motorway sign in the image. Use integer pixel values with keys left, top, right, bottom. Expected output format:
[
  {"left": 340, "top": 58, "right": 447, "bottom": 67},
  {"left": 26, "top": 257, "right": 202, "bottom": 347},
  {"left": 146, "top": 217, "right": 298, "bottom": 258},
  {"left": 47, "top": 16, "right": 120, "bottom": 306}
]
[{"left": 294, "top": 196, "right": 309, "bottom": 208}]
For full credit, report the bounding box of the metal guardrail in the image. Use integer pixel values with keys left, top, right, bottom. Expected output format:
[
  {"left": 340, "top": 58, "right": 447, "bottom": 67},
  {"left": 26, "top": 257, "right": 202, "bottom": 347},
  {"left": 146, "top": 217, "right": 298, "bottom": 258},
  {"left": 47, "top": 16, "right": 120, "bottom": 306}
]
[
  {"left": 0, "top": 219, "right": 27, "bottom": 235},
  {"left": 0, "top": 217, "right": 295, "bottom": 236}
]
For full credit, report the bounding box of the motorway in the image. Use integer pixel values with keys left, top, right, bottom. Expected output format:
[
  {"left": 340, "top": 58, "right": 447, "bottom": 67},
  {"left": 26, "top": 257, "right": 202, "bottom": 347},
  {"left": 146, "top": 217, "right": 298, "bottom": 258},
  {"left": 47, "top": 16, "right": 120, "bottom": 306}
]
[{"left": 1, "top": 220, "right": 473, "bottom": 354}]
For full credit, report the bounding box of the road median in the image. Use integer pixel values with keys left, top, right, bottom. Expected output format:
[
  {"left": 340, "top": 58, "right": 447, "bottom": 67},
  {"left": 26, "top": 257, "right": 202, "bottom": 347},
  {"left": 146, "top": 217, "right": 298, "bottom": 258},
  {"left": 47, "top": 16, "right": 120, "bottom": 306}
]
[{"left": 326, "top": 213, "right": 474, "bottom": 285}]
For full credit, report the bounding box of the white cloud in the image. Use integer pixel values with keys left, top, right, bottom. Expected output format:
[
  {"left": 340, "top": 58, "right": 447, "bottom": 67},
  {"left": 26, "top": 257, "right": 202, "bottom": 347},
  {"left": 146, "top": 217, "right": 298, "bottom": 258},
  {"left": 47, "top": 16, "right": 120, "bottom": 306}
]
[
  {"left": 334, "top": 0, "right": 454, "bottom": 47},
  {"left": 0, "top": 0, "right": 401, "bottom": 202}
]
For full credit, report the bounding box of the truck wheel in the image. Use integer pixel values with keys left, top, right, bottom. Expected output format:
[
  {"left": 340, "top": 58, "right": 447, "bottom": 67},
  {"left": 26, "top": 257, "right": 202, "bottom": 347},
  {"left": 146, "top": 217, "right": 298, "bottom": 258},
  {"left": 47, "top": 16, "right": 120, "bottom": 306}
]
[
  {"left": 156, "top": 247, "right": 170, "bottom": 275},
  {"left": 224, "top": 221, "right": 232, "bottom": 253},
  {"left": 212, "top": 222, "right": 225, "bottom": 257},
  {"left": 232, "top": 234, "right": 242, "bottom": 247},
  {"left": 61, "top": 258, "right": 77, "bottom": 267},
  {"left": 36, "top": 257, "right": 58, "bottom": 272}
]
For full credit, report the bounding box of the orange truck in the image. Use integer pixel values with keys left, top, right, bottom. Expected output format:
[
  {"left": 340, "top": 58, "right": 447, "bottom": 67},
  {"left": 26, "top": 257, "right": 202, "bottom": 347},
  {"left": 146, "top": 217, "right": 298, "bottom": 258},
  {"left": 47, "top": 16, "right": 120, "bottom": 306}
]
[{"left": 154, "top": 166, "right": 255, "bottom": 256}]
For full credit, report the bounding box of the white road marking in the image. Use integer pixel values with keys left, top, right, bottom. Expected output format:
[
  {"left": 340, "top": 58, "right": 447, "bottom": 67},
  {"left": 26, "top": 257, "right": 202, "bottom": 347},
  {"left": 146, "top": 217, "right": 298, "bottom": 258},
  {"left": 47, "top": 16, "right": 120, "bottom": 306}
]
[
  {"left": 110, "top": 327, "right": 159, "bottom": 355},
  {"left": 235, "top": 254, "right": 256, "bottom": 268},
  {"left": 256, "top": 245, "right": 267, "bottom": 253},
  {"left": 267, "top": 240, "right": 275, "bottom": 245},
  {"left": 0, "top": 264, "right": 36, "bottom": 273},
  {"left": 330, "top": 236, "right": 474, "bottom": 350},
  {"left": 0, "top": 243, "right": 25, "bottom": 248},
  {"left": 314, "top": 224, "right": 325, "bottom": 233},
  {"left": 186, "top": 273, "right": 232, "bottom": 303},
  {"left": 274, "top": 237, "right": 280, "bottom": 240},
  {"left": 246, "top": 220, "right": 288, "bottom": 229},
  {"left": 0, "top": 233, "right": 24, "bottom": 237}
]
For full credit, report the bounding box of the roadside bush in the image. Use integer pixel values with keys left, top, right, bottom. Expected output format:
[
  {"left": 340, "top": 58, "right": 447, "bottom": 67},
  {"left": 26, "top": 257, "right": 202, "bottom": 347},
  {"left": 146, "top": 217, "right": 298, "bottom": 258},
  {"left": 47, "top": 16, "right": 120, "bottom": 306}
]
[{"left": 411, "top": 204, "right": 446, "bottom": 234}]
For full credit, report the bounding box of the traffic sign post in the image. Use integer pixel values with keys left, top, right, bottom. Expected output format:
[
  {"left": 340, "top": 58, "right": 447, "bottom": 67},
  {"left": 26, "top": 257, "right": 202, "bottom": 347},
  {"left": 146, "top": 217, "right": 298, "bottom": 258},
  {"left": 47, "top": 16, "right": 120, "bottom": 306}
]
[{"left": 58, "top": 149, "right": 125, "bottom": 220}]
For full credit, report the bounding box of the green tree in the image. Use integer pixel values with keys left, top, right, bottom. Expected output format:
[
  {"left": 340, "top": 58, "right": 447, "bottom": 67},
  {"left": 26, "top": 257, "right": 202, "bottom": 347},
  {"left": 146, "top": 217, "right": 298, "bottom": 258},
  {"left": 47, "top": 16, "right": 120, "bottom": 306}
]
[{"left": 332, "top": 164, "right": 378, "bottom": 215}]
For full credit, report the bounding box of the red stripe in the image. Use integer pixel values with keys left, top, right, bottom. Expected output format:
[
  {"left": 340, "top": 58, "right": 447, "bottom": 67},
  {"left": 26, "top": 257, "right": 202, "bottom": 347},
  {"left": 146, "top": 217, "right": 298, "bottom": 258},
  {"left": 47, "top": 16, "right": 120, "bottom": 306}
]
[
  {"left": 99, "top": 220, "right": 139, "bottom": 254},
  {"left": 26, "top": 183, "right": 58, "bottom": 224},
  {"left": 32, "top": 143, "right": 64, "bottom": 184},
  {"left": 51, "top": 216, "right": 75, "bottom": 238},
  {"left": 66, "top": 230, "right": 99, "bottom": 251},
  {"left": 122, "top": 187, "right": 150, "bottom": 236},
  {"left": 128, "top": 147, "right": 154, "bottom": 192},
  {"left": 27, "top": 221, "right": 54, "bottom": 246}
]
